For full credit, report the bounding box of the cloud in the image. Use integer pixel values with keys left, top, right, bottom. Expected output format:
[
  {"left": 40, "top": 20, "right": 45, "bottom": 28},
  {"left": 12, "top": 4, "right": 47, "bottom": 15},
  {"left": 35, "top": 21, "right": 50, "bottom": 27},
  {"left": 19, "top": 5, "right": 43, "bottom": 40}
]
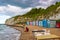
[
  {"left": 0, "top": 14, "right": 11, "bottom": 24},
  {"left": 0, "top": 5, "right": 32, "bottom": 16},
  {"left": 0, "top": 5, "right": 32, "bottom": 24},
  {"left": 0, "top": 3, "right": 32, "bottom": 24},
  {"left": 0, "top": 0, "right": 60, "bottom": 9},
  {"left": 0, "top": 0, "right": 60, "bottom": 8},
  {"left": 0, "top": 0, "right": 60, "bottom": 24},
  {"left": 0, "top": 0, "right": 60, "bottom": 17}
]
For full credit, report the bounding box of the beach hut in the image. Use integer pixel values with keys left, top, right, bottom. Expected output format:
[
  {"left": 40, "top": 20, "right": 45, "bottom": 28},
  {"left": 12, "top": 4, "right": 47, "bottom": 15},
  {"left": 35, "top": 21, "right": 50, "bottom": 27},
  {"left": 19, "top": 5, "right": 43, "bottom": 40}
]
[
  {"left": 32, "top": 21, "right": 35, "bottom": 26},
  {"left": 30, "top": 21, "right": 33, "bottom": 25},
  {"left": 49, "top": 20, "right": 56, "bottom": 28},
  {"left": 56, "top": 22, "right": 60, "bottom": 28},
  {"left": 38, "top": 20, "right": 43, "bottom": 27},
  {"left": 47, "top": 20, "right": 50, "bottom": 28},
  {"left": 35, "top": 21, "right": 39, "bottom": 26},
  {"left": 26, "top": 21, "right": 29, "bottom": 25},
  {"left": 42, "top": 19, "right": 48, "bottom": 28}
]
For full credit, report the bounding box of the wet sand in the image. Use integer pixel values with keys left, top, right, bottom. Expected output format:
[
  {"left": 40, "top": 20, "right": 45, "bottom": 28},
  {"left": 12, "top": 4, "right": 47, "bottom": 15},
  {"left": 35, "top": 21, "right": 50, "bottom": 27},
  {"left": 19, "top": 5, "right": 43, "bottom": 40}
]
[{"left": 11, "top": 25, "right": 60, "bottom": 40}]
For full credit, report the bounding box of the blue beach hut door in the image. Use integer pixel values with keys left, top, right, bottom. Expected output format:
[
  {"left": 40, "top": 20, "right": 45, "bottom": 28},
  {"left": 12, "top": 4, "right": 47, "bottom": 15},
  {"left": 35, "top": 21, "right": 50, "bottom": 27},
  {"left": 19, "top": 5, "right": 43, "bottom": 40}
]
[{"left": 42, "top": 19, "right": 48, "bottom": 28}]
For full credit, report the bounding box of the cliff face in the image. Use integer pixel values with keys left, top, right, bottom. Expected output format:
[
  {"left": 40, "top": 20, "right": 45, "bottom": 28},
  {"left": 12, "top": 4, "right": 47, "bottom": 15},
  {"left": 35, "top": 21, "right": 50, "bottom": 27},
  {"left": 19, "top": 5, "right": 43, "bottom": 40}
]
[
  {"left": 49, "top": 6, "right": 60, "bottom": 20},
  {"left": 5, "top": 2, "right": 60, "bottom": 25},
  {"left": 5, "top": 18, "right": 15, "bottom": 25},
  {"left": 5, "top": 16, "right": 27, "bottom": 25}
]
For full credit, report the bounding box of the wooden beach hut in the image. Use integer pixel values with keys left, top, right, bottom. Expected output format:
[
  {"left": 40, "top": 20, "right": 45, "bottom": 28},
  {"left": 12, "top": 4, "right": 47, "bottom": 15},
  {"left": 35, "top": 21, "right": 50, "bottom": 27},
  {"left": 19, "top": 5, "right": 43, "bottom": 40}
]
[
  {"left": 42, "top": 19, "right": 48, "bottom": 28},
  {"left": 35, "top": 21, "right": 39, "bottom": 26},
  {"left": 47, "top": 20, "right": 50, "bottom": 28},
  {"left": 32, "top": 21, "right": 35, "bottom": 26},
  {"left": 26, "top": 21, "right": 30, "bottom": 25},
  {"left": 30, "top": 21, "right": 33, "bottom": 25},
  {"left": 56, "top": 22, "right": 60, "bottom": 28},
  {"left": 38, "top": 20, "right": 43, "bottom": 27},
  {"left": 49, "top": 20, "right": 56, "bottom": 28}
]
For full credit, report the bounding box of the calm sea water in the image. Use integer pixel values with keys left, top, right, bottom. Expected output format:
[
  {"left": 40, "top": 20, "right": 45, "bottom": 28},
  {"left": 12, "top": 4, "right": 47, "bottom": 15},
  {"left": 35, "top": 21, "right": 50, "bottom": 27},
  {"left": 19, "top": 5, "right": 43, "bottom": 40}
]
[{"left": 0, "top": 24, "right": 21, "bottom": 40}]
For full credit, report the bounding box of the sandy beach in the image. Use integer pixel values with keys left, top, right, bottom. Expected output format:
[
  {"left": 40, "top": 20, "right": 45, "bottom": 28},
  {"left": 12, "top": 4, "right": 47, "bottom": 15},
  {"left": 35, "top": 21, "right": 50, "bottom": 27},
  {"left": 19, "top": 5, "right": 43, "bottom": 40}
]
[{"left": 11, "top": 25, "right": 60, "bottom": 40}]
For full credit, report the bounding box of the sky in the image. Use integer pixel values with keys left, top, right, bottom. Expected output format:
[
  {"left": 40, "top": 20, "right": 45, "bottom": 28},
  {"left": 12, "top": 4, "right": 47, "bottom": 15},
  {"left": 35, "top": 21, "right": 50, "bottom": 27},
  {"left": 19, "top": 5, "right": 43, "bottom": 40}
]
[{"left": 0, "top": 0, "right": 60, "bottom": 24}]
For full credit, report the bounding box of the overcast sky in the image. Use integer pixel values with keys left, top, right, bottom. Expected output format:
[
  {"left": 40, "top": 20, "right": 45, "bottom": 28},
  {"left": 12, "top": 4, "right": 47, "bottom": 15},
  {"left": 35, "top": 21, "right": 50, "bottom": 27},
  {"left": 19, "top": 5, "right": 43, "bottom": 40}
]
[{"left": 0, "top": 0, "right": 60, "bottom": 24}]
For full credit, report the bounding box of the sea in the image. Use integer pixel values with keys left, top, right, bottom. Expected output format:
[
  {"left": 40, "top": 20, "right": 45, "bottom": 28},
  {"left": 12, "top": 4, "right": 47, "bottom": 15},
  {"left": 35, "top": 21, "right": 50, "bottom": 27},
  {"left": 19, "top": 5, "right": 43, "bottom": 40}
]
[{"left": 0, "top": 24, "right": 21, "bottom": 40}]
